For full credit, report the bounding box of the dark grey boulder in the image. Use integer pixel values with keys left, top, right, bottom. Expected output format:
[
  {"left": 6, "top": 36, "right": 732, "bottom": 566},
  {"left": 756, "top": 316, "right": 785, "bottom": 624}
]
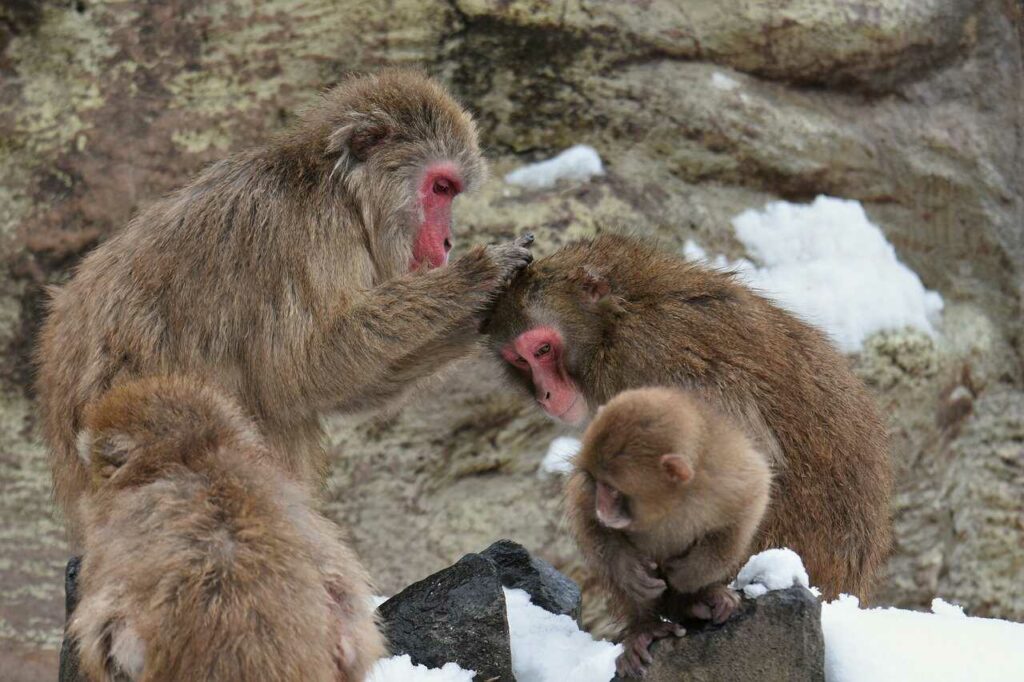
[
  {"left": 481, "top": 539, "right": 583, "bottom": 622},
  {"left": 618, "top": 586, "right": 825, "bottom": 682},
  {"left": 377, "top": 552, "right": 514, "bottom": 681}
]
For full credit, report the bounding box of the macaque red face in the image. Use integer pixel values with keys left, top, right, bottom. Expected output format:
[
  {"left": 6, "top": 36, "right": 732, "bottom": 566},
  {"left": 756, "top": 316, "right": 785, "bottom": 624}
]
[
  {"left": 412, "top": 162, "right": 463, "bottom": 270},
  {"left": 499, "top": 326, "right": 589, "bottom": 425}
]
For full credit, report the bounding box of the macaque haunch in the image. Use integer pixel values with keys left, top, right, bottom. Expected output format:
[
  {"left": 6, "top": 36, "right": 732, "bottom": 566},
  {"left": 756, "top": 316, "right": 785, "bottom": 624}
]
[
  {"left": 71, "top": 377, "right": 386, "bottom": 682},
  {"left": 567, "top": 387, "right": 771, "bottom": 678}
]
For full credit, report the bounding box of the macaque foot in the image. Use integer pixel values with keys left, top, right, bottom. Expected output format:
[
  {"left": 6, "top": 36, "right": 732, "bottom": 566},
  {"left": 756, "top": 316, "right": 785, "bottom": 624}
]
[
  {"left": 615, "top": 620, "right": 686, "bottom": 678},
  {"left": 688, "top": 584, "right": 741, "bottom": 625}
]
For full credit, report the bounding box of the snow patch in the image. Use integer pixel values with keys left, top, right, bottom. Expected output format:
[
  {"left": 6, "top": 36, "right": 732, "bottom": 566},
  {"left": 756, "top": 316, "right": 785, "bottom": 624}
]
[
  {"left": 822, "top": 595, "right": 1024, "bottom": 682},
  {"left": 711, "top": 71, "right": 741, "bottom": 91},
  {"left": 505, "top": 587, "right": 620, "bottom": 682},
  {"left": 686, "top": 196, "right": 943, "bottom": 353},
  {"left": 504, "top": 145, "right": 604, "bottom": 189},
  {"left": 734, "top": 548, "right": 810, "bottom": 598},
  {"left": 367, "top": 654, "right": 475, "bottom": 682},
  {"left": 539, "top": 436, "right": 581, "bottom": 477}
]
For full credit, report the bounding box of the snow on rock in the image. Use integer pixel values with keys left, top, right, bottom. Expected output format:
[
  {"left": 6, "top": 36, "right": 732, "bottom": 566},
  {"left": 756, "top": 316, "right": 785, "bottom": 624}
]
[
  {"left": 504, "top": 145, "right": 604, "bottom": 190},
  {"left": 734, "top": 548, "right": 811, "bottom": 598},
  {"left": 539, "top": 436, "right": 581, "bottom": 477},
  {"left": 505, "top": 587, "right": 620, "bottom": 682},
  {"left": 367, "top": 654, "right": 475, "bottom": 682},
  {"left": 822, "top": 595, "right": 1024, "bottom": 682},
  {"left": 686, "top": 196, "right": 943, "bottom": 353},
  {"left": 710, "top": 71, "right": 741, "bottom": 91}
]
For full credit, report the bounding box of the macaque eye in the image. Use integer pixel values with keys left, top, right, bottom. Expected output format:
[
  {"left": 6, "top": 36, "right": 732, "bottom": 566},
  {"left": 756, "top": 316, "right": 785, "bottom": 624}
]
[
  {"left": 534, "top": 343, "right": 551, "bottom": 358},
  {"left": 514, "top": 355, "right": 529, "bottom": 367},
  {"left": 432, "top": 177, "right": 457, "bottom": 196}
]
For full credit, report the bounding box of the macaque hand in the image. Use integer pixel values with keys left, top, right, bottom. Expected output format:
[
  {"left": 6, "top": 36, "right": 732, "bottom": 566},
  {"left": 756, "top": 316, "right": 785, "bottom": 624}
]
[
  {"left": 484, "top": 233, "right": 534, "bottom": 286},
  {"left": 612, "top": 553, "right": 668, "bottom": 605},
  {"left": 688, "top": 584, "right": 741, "bottom": 625},
  {"left": 615, "top": 620, "right": 686, "bottom": 679}
]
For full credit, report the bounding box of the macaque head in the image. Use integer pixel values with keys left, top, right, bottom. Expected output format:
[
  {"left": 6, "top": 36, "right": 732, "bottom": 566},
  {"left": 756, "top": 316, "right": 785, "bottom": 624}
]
[
  {"left": 486, "top": 236, "right": 654, "bottom": 426},
  {"left": 78, "top": 377, "right": 259, "bottom": 492},
  {"left": 317, "top": 69, "right": 486, "bottom": 274},
  {"left": 576, "top": 387, "right": 705, "bottom": 532}
]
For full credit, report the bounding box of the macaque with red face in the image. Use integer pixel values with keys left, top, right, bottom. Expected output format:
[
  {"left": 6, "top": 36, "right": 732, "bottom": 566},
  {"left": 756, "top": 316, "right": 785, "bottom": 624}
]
[
  {"left": 487, "top": 234, "right": 891, "bottom": 600},
  {"left": 38, "top": 69, "right": 531, "bottom": 675},
  {"left": 567, "top": 387, "right": 771, "bottom": 678}
]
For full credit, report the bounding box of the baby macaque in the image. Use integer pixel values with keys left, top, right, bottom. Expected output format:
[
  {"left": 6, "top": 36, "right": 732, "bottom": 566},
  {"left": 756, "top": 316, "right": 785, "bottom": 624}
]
[
  {"left": 567, "top": 387, "right": 771, "bottom": 678},
  {"left": 70, "top": 376, "right": 385, "bottom": 681}
]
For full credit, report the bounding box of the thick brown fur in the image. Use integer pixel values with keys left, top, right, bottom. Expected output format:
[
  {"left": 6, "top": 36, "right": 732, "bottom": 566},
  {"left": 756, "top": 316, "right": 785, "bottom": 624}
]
[
  {"left": 489, "top": 234, "right": 892, "bottom": 599},
  {"left": 37, "top": 68, "right": 531, "bottom": 542},
  {"left": 71, "top": 376, "right": 385, "bottom": 682},
  {"left": 567, "top": 387, "right": 770, "bottom": 676}
]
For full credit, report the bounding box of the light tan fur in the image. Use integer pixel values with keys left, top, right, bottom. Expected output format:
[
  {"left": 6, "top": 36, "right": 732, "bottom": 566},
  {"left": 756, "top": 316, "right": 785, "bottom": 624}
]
[
  {"left": 71, "top": 376, "right": 386, "bottom": 682},
  {"left": 567, "top": 387, "right": 770, "bottom": 677}
]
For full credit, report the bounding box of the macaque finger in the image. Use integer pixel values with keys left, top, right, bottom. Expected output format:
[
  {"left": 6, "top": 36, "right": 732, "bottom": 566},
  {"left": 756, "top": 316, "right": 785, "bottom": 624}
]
[{"left": 514, "top": 232, "right": 535, "bottom": 249}]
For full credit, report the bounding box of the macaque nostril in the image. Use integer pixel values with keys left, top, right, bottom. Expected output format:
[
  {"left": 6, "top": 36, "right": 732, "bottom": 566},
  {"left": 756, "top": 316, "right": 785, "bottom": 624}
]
[
  {"left": 443, "top": 238, "right": 452, "bottom": 252},
  {"left": 545, "top": 392, "right": 551, "bottom": 400}
]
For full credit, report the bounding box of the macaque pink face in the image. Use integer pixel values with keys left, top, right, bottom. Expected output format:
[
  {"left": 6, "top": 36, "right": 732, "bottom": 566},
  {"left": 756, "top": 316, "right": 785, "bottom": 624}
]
[
  {"left": 411, "top": 162, "right": 462, "bottom": 270},
  {"left": 595, "top": 480, "right": 631, "bottom": 529},
  {"left": 501, "top": 326, "right": 589, "bottom": 425}
]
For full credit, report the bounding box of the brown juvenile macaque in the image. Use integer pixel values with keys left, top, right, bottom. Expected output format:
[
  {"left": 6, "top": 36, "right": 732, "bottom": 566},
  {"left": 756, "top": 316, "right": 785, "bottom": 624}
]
[
  {"left": 487, "top": 234, "right": 891, "bottom": 599},
  {"left": 568, "top": 387, "right": 770, "bottom": 678},
  {"left": 71, "top": 376, "right": 385, "bottom": 682},
  {"left": 38, "top": 68, "right": 533, "bottom": 541}
]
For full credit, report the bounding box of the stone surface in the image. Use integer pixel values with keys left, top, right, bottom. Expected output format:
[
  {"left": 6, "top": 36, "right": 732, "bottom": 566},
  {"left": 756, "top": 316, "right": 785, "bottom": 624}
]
[
  {"left": 377, "top": 552, "right": 514, "bottom": 681},
  {"left": 1, "top": 1, "right": 1022, "bottom": 675},
  {"left": 632, "top": 587, "right": 825, "bottom": 682},
  {"left": 481, "top": 539, "right": 583, "bottom": 622}
]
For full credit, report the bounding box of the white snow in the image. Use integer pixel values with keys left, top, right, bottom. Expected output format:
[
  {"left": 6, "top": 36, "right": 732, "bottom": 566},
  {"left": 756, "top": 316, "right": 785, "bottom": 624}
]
[
  {"left": 710, "top": 71, "right": 741, "bottom": 91},
  {"left": 539, "top": 436, "right": 581, "bottom": 477},
  {"left": 685, "top": 196, "right": 943, "bottom": 353},
  {"left": 822, "top": 595, "right": 1024, "bottom": 682},
  {"left": 504, "top": 587, "right": 620, "bottom": 682},
  {"left": 733, "top": 547, "right": 811, "bottom": 598},
  {"left": 504, "top": 145, "right": 605, "bottom": 190},
  {"left": 367, "top": 655, "right": 475, "bottom": 682}
]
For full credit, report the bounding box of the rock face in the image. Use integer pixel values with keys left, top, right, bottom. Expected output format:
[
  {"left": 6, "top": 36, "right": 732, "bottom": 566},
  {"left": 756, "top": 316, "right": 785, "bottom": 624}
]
[
  {"left": 481, "top": 539, "right": 583, "bottom": 622},
  {"left": 636, "top": 587, "right": 825, "bottom": 682},
  {"left": 2, "top": 0, "right": 1023, "bottom": 676},
  {"left": 378, "top": 552, "right": 514, "bottom": 681}
]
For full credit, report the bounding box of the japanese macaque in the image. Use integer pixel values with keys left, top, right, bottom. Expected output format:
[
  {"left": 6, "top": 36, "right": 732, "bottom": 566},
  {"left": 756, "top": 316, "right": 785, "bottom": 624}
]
[
  {"left": 37, "top": 68, "right": 532, "bottom": 541},
  {"left": 568, "top": 387, "right": 770, "bottom": 678},
  {"left": 71, "top": 376, "right": 385, "bottom": 682},
  {"left": 487, "top": 234, "right": 891, "bottom": 599}
]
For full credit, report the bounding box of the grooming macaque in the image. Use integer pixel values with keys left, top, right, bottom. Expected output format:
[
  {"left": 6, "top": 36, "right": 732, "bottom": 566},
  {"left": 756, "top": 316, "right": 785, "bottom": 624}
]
[
  {"left": 488, "top": 234, "right": 891, "bottom": 599},
  {"left": 39, "top": 69, "right": 525, "bottom": 677},
  {"left": 71, "top": 377, "right": 385, "bottom": 682},
  {"left": 38, "top": 68, "right": 532, "bottom": 540},
  {"left": 568, "top": 387, "right": 770, "bottom": 678}
]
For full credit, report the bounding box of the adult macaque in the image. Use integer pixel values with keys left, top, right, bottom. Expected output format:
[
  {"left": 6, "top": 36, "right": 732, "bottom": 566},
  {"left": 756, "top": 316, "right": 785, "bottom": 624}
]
[
  {"left": 38, "top": 68, "right": 532, "bottom": 539},
  {"left": 567, "top": 387, "right": 771, "bottom": 678},
  {"left": 488, "top": 234, "right": 891, "bottom": 599},
  {"left": 72, "top": 376, "right": 385, "bottom": 682}
]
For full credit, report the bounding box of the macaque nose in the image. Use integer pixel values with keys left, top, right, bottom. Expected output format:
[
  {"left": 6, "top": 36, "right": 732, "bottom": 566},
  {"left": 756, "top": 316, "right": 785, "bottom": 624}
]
[{"left": 443, "top": 238, "right": 452, "bottom": 252}]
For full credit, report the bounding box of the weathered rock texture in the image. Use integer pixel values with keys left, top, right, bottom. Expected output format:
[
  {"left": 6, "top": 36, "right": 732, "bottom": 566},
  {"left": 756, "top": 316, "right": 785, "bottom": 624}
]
[
  {"left": 1, "top": 1, "right": 1021, "bottom": 679},
  {"left": 632, "top": 587, "right": 825, "bottom": 682}
]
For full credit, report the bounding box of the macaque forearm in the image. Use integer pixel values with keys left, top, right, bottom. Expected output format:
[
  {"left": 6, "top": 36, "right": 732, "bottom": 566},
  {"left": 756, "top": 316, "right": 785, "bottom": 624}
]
[{"left": 663, "top": 529, "right": 743, "bottom": 595}]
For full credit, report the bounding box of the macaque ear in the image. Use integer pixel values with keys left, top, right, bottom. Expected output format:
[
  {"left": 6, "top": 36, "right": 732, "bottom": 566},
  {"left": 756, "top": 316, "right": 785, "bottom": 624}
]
[
  {"left": 660, "top": 454, "right": 694, "bottom": 484},
  {"left": 85, "top": 432, "right": 136, "bottom": 479},
  {"left": 577, "top": 266, "right": 611, "bottom": 303},
  {"left": 328, "top": 118, "right": 392, "bottom": 164}
]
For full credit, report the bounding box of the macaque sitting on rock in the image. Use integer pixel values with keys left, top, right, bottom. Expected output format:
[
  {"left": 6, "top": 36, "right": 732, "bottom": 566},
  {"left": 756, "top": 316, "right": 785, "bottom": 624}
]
[{"left": 567, "top": 387, "right": 771, "bottom": 678}]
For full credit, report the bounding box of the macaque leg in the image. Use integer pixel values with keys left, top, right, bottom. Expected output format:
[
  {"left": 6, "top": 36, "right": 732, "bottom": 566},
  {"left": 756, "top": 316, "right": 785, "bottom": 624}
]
[{"left": 616, "top": 618, "right": 686, "bottom": 679}]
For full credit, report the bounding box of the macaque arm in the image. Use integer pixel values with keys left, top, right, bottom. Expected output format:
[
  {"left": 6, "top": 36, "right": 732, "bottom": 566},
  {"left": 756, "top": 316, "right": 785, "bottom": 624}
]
[
  {"left": 662, "top": 527, "right": 747, "bottom": 595},
  {"left": 566, "top": 471, "right": 665, "bottom": 623},
  {"left": 305, "top": 244, "right": 523, "bottom": 411}
]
